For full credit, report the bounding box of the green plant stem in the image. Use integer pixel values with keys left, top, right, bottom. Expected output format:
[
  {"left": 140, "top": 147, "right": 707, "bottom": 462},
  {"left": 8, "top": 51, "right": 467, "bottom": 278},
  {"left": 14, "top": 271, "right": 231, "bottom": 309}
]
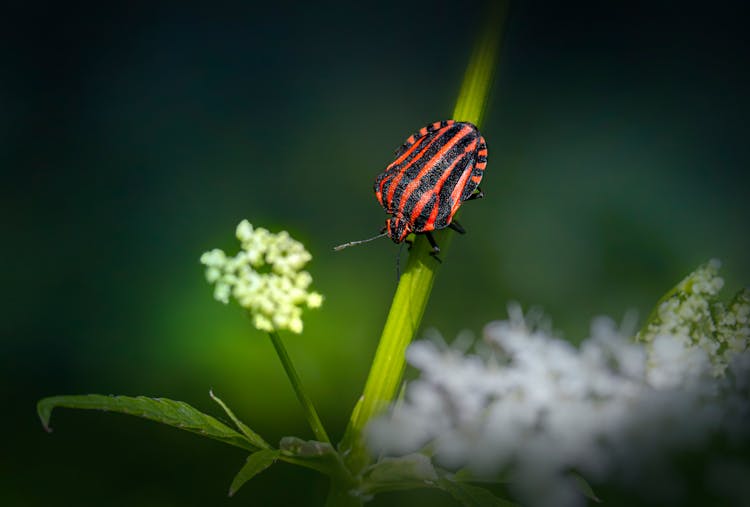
[
  {"left": 452, "top": 0, "right": 507, "bottom": 126},
  {"left": 339, "top": 0, "right": 509, "bottom": 473},
  {"left": 324, "top": 478, "right": 364, "bottom": 507},
  {"left": 268, "top": 331, "right": 331, "bottom": 444}
]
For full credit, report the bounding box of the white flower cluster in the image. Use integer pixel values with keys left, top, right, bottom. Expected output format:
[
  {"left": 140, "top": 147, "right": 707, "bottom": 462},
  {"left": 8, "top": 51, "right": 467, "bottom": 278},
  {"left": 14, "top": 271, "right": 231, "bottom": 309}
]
[
  {"left": 200, "top": 220, "right": 323, "bottom": 334},
  {"left": 637, "top": 259, "right": 749, "bottom": 376},
  {"left": 366, "top": 265, "right": 749, "bottom": 507}
]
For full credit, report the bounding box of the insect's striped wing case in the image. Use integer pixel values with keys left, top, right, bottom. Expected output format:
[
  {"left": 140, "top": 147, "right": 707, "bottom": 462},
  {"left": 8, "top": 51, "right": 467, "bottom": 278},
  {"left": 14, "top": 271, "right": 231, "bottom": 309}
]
[{"left": 374, "top": 120, "right": 487, "bottom": 241}]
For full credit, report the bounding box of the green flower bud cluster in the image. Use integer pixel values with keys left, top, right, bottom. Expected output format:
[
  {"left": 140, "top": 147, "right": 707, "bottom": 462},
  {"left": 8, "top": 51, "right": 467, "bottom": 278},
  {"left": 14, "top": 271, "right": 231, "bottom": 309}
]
[
  {"left": 637, "top": 259, "right": 749, "bottom": 376},
  {"left": 201, "top": 220, "right": 323, "bottom": 333}
]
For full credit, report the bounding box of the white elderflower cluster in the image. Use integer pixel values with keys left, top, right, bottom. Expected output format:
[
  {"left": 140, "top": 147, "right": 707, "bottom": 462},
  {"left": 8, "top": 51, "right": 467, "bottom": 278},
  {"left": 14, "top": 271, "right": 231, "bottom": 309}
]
[
  {"left": 200, "top": 220, "right": 323, "bottom": 334},
  {"left": 716, "top": 289, "right": 750, "bottom": 358},
  {"left": 637, "top": 259, "right": 749, "bottom": 376},
  {"left": 366, "top": 264, "right": 749, "bottom": 507}
]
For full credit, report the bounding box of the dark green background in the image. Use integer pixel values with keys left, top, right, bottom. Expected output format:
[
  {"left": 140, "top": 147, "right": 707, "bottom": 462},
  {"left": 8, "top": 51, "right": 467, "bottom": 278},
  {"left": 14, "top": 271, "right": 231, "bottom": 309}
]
[{"left": 3, "top": 1, "right": 748, "bottom": 505}]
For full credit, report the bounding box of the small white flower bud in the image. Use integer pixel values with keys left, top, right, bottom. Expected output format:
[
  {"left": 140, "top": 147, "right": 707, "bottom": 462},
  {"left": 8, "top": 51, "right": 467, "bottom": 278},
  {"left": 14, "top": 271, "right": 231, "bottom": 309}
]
[
  {"left": 236, "top": 219, "right": 254, "bottom": 242},
  {"left": 289, "top": 317, "right": 303, "bottom": 334},
  {"left": 204, "top": 267, "right": 221, "bottom": 283},
  {"left": 200, "top": 248, "right": 227, "bottom": 267},
  {"left": 307, "top": 292, "right": 323, "bottom": 308},
  {"left": 213, "top": 283, "right": 231, "bottom": 304}
]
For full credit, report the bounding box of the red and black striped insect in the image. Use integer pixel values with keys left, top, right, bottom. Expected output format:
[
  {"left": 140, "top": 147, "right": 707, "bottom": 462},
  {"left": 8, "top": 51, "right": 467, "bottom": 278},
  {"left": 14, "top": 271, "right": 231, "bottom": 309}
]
[{"left": 335, "top": 120, "right": 487, "bottom": 258}]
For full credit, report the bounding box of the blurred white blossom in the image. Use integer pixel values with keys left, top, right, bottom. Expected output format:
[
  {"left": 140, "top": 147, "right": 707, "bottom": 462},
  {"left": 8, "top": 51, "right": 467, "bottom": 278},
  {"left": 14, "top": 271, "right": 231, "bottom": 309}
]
[
  {"left": 200, "top": 220, "right": 323, "bottom": 334},
  {"left": 366, "top": 262, "right": 749, "bottom": 507}
]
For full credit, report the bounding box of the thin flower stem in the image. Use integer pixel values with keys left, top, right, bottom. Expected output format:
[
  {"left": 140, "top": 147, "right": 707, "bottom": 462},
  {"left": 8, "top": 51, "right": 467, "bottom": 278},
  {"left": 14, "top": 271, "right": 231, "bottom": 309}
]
[
  {"left": 268, "top": 331, "right": 331, "bottom": 444},
  {"left": 339, "top": 0, "right": 509, "bottom": 473}
]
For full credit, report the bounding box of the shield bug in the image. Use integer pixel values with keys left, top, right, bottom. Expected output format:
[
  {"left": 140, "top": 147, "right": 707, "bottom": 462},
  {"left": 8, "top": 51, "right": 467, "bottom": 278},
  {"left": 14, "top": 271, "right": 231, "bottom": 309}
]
[{"left": 335, "top": 120, "right": 487, "bottom": 258}]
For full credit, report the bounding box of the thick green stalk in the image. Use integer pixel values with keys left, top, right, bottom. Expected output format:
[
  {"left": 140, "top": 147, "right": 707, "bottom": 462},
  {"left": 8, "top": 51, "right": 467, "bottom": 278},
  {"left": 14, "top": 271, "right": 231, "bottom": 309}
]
[
  {"left": 268, "top": 331, "right": 331, "bottom": 444},
  {"left": 339, "top": 0, "right": 508, "bottom": 473},
  {"left": 324, "top": 478, "right": 363, "bottom": 507}
]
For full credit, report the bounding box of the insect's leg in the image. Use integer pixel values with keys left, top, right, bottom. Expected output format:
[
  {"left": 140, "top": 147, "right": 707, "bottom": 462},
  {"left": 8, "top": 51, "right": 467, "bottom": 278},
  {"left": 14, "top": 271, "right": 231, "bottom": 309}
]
[
  {"left": 425, "top": 232, "right": 443, "bottom": 263},
  {"left": 465, "top": 187, "right": 484, "bottom": 201},
  {"left": 425, "top": 232, "right": 440, "bottom": 253},
  {"left": 395, "top": 242, "right": 406, "bottom": 281},
  {"left": 449, "top": 221, "right": 466, "bottom": 234}
]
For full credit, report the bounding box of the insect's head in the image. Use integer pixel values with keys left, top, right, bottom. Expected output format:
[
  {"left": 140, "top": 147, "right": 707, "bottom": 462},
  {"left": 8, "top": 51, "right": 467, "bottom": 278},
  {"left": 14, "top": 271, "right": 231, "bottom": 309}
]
[{"left": 385, "top": 216, "right": 411, "bottom": 244}]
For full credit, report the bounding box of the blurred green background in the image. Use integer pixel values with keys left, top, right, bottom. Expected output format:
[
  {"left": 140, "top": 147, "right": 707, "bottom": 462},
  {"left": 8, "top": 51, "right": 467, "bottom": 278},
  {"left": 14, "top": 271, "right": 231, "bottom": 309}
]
[{"left": 2, "top": 1, "right": 748, "bottom": 505}]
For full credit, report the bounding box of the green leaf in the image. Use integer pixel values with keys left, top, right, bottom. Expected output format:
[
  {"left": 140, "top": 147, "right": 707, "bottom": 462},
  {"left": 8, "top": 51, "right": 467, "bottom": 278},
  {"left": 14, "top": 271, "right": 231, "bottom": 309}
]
[
  {"left": 570, "top": 472, "right": 601, "bottom": 503},
  {"left": 437, "top": 475, "right": 519, "bottom": 507},
  {"left": 209, "top": 389, "right": 271, "bottom": 450},
  {"left": 228, "top": 449, "right": 280, "bottom": 497},
  {"left": 362, "top": 454, "right": 439, "bottom": 494},
  {"left": 361, "top": 456, "right": 518, "bottom": 505},
  {"left": 453, "top": 467, "right": 512, "bottom": 485},
  {"left": 37, "top": 394, "right": 256, "bottom": 451}
]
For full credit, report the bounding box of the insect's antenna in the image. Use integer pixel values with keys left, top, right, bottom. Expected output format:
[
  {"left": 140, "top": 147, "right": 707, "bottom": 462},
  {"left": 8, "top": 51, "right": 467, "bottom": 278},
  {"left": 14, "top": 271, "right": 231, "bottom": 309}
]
[{"left": 333, "top": 232, "right": 388, "bottom": 251}]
